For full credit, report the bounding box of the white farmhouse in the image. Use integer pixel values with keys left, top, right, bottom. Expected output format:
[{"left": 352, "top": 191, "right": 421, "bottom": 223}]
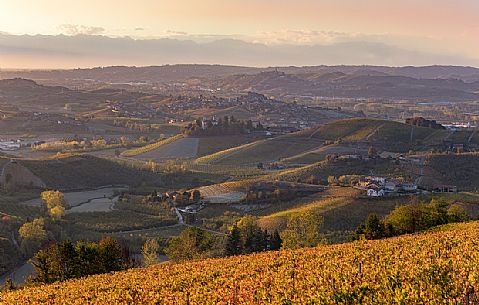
[{"left": 367, "top": 188, "right": 385, "bottom": 197}]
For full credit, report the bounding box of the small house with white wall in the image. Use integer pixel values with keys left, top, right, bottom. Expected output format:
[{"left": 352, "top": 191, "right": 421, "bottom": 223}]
[{"left": 367, "top": 188, "right": 385, "bottom": 197}]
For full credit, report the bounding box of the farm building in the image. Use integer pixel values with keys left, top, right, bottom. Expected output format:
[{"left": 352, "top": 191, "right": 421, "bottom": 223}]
[{"left": 367, "top": 187, "right": 385, "bottom": 197}]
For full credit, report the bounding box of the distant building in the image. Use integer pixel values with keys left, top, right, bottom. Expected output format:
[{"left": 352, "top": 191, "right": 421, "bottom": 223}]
[
  {"left": 0, "top": 141, "right": 21, "bottom": 151},
  {"left": 338, "top": 154, "right": 362, "bottom": 160},
  {"left": 358, "top": 176, "right": 417, "bottom": 197},
  {"left": 401, "top": 183, "right": 418, "bottom": 192},
  {"left": 379, "top": 151, "right": 401, "bottom": 159},
  {"left": 367, "top": 188, "right": 385, "bottom": 197},
  {"left": 201, "top": 116, "right": 218, "bottom": 130},
  {"left": 384, "top": 181, "right": 399, "bottom": 192},
  {"left": 433, "top": 185, "right": 457, "bottom": 193}
]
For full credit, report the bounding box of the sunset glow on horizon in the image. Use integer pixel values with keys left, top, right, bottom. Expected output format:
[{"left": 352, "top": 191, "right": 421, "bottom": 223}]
[{"left": 1, "top": 0, "right": 478, "bottom": 68}]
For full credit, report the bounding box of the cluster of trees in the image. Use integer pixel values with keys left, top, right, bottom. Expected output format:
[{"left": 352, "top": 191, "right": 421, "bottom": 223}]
[
  {"left": 17, "top": 191, "right": 68, "bottom": 257},
  {"left": 142, "top": 228, "right": 219, "bottom": 265},
  {"left": 18, "top": 190, "right": 69, "bottom": 257},
  {"left": 144, "top": 159, "right": 189, "bottom": 174},
  {"left": 182, "top": 116, "right": 263, "bottom": 136},
  {"left": 142, "top": 238, "right": 162, "bottom": 267},
  {"left": 356, "top": 197, "right": 469, "bottom": 240},
  {"left": 18, "top": 218, "right": 49, "bottom": 257},
  {"left": 225, "top": 215, "right": 282, "bottom": 255},
  {"left": 160, "top": 212, "right": 324, "bottom": 263},
  {"left": 280, "top": 211, "right": 324, "bottom": 249},
  {"left": 31, "top": 237, "right": 132, "bottom": 284},
  {"left": 41, "top": 190, "right": 68, "bottom": 219},
  {"left": 164, "top": 227, "right": 217, "bottom": 262},
  {"left": 34, "top": 135, "right": 149, "bottom": 152},
  {"left": 242, "top": 188, "right": 297, "bottom": 204},
  {"left": 405, "top": 117, "right": 445, "bottom": 130}
]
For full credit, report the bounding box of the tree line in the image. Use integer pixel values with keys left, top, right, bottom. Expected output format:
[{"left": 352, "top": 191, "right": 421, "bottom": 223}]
[
  {"left": 30, "top": 237, "right": 132, "bottom": 284},
  {"left": 355, "top": 197, "right": 469, "bottom": 240},
  {"left": 149, "top": 212, "right": 324, "bottom": 264}
]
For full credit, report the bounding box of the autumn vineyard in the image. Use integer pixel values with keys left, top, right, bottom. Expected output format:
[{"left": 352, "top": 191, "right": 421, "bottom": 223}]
[{"left": 1, "top": 221, "right": 479, "bottom": 304}]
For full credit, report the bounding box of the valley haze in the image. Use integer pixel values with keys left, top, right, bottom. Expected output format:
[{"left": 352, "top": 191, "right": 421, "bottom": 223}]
[{"left": 1, "top": 33, "right": 479, "bottom": 69}]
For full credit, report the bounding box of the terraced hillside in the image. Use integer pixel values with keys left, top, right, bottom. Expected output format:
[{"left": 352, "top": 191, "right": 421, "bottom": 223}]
[
  {"left": 196, "top": 135, "right": 323, "bottom": 165},
  {"left": 274, "top": 157, "right": 415, "bottom": 184},
  {"left": 281, "top": 143, "right": 369, "bottom": 165},
  {"left": 195, "top": 118, "right": 473, "bottom": 166},
  {"left": 134, "top": 137, "right": 200, "bottom": 160},
  {"left": 120, "top": 134, "right": 184, "bottom": 157},
  {"left": 255, "top": 187, "right": 407, "bottom": 236},
  {"left": 124, "top": 134, "right": 260, "bottom": 161},
  {"left": 4, "top": 221, "right": 479, "bottom": 304},
  {"left": 303, "top": 118, "right": 451, "bottom": 150}
]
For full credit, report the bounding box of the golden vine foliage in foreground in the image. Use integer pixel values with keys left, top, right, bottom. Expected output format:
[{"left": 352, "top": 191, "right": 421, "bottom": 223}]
[{"left": 3, "top": 222, "right": 479, "bottom": 304}]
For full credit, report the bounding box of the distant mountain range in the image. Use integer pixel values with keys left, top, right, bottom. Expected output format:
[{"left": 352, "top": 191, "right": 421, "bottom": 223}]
[
  {"left": 3, "top": 64, "right": 479, "bottom": 82},
  {"left": 2, "top": 65, "right": 479, "bottom": 102},
  {"left": 1, "top": 33, "right": 478, "bottom": 68}
]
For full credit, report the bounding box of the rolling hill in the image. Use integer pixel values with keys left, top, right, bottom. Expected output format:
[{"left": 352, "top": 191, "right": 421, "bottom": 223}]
[
  {"left": 273, "top": 157, "right": 414, "bottom": 185},
  {"left": 195, "top": 134, "right": 323, "bottom": 166},
  {"left": 122, "top": 134, "right": 260, "bottom": 161},
  {"left": 208, "top": 70, "right": 479, "bottom": 101},
  {"left": 281, "top": 143, "right": 369, "bottom": 165},
  {"left": 4, "top": 64, "right": 479, "bottom": 85},
  {"left": 0, "top": 78, "right": 165, "bottom": 114},
  {"left": 419, "top": 153, "right": 479, "bottom": 191},
  {"left": 195, "top": 118, "right": 460, "bottom": 166},
  {"left": 255, "top": 187, "right": 408, "bottom": 239},
  {"left": 13, "top": 155, "right": 222, "bottom": 191},
  {"left": 3, "top": 221, "right": 479, "bottom": 304},
  {"left": 302, "top": 118, "right": 449, "bottom": 148}
]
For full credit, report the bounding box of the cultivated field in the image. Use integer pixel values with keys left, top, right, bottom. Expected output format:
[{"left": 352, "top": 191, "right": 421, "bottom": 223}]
[
  {"left": 298, "top": 118, "right": 456, "bottom": 152},
  {"left": 4, "top": 221, "right": 479, "bottom": 304},
  {"left": 196, "top": 136, "right": 323, "bottom": 165},
  {"left": 196, "top": 135, "right": 259, "bottom": 157},
  {"left": 282, "top": 143, "right": 369, "bottom": 165},
  {"left": 273, "top": 157, "right": 414, "bottom": 184},
  {"left": 134, "top": 137, "right": 199, "bottom": 160},
  {"left": 196, "top": 183, "right": 247, "bottom": 203}
]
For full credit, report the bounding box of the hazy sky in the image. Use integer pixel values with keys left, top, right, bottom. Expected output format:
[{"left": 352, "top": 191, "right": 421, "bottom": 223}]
[{"left": 1, "top": 0, "right": 478, "bottom": 68}]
